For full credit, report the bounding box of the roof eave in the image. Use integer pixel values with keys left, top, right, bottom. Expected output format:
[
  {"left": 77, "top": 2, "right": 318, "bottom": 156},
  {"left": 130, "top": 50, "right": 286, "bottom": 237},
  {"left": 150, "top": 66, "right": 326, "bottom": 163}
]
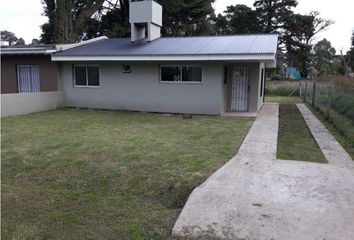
[
  {"left": 1, "top": 50, "right": 56, "bottom": 55},
  {"left": 51, "top": 54, "right": 276, "bottom": 62}
]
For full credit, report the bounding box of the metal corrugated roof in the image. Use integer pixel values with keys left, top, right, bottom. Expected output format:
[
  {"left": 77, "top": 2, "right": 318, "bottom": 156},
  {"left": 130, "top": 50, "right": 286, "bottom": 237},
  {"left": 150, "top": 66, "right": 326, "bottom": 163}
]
[
  {"left": 54, "top": 34, "right": 278, "bottom": 57},
  {"left": 1, "top": 45, "right": 57, "bottom": 55}
]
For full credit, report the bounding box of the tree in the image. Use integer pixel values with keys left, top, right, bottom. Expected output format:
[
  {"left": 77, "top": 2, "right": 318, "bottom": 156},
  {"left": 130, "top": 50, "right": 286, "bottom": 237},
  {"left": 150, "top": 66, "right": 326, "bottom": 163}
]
[
  {"left": 101, "top": 0, "right": 215, "bottom": 37},
  {"left": 254, "top": 0, "right": 298, "bottom": 34},
  {"left": 311, "top": 39, "right": 336, "bottom": 74},
  {"left": 1, "top": 30, "right": 25, "bottom": 45},
  {"left": 347, "top": 31, "right": 354, "bottom": 70},
  {"left": 284, "top": 11, "right": 333, "bottom": 76},
  {"left": 221, "top": 4, "right": 261, "bottom": 34},
  {"left": 42, "top": 0, "right": 216, "bottom": 43},
  {"left": 41, "top": 0, "right": 106, "bottom": 44},
  {"left": 212, "top": 14, "right": 231, "bottom": 35},
  {"left": 31, "top": 39, "right": 40, "bottom": 45},
  {"left": 16, "top": 38, "right": 25, "bottom": 46},
  {"left": 157, "top": 0, "right": 215, "bottom": 36},
  {"left": 84, "top": 0, "right": 130, "bottom": 39}
]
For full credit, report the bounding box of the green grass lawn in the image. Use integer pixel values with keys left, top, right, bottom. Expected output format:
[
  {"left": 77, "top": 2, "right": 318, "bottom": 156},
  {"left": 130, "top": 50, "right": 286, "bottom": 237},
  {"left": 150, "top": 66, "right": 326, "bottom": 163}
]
[
  {"left": 267, "top": 96, "right": 354, "bottom": 160},
  {"left": 265, "top": 96, "right": 303, "bottom": 104},
  {"left": 277, "top": 104, "right": 327, "bottom": 163},
  {"left": 267, "top": 96, "right": 326, "bottom": 162},
  {"left": 1, "top": 109, "right": 254, "bottom": 240}
]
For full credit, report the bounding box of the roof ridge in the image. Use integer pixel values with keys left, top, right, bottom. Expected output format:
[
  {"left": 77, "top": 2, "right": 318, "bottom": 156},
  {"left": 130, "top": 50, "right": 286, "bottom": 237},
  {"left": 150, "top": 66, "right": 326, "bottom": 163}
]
[{"left": 108, "top": 33, "right": 278, "bottom": 40}]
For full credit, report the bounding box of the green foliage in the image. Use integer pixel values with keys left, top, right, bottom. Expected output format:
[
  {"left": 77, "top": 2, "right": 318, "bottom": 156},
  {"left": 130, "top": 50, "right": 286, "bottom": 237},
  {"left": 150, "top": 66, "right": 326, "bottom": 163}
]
[
  {"left": 348, "top": 31, "right": 354, "bottom": 70},
  {"left": 85, "top": 0, "right": 130, "bottom": 39},
  {"left": 1, "top": 30, "right": 25, "bottom": 45},
  {"left": 42, "top": 0, "right": 216, "bottom": 43},
  {"left": 213, "top": 0, "right": 297, "bottom": 37},
  {"left": 284, "top": 12, "right": 333, "bottom": 76},
  {"left": 312, "top": 38, "right": 336, "bottom": 74},
  {"left": 221, "top": 5, "right": 261, "bottom": 34},
  {"left": 277, "top": 104, "right": 326, "bottom": 163},
  {"left": 331, "top": 92, "right": 354, "bottom": 120},
  {"left": 158, "top": 0, "right": 215, "bottom": 36},
  {"left": 265, "top": 81, "right": 300, "bottom": 96},
  {"left": 41, "top": 0, "right": 105, "bottom": 43},
  {"left": 254, "top": 0, "right": 298, "bottom": 33},
  {"left": 31, "top": 39, "right": 40, "bottom": 45},
  {"left": 213, "top": 14, "right": 231, "bottom": 35}
]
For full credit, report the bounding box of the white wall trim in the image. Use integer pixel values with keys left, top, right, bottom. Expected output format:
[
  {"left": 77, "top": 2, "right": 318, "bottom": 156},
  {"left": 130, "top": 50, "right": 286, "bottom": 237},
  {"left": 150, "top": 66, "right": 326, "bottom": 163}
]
[
  {"left": 56, "top": 36, "right": 108, "bottom": 51},
  {"left": 52, "top": 54, "right": 276, "bottom": 62}
]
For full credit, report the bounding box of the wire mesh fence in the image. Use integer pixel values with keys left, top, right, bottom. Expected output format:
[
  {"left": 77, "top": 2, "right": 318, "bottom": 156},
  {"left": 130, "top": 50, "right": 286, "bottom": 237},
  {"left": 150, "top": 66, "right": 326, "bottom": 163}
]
[{"left": 299, "top": 75, "right": 354, "bottom": 145}]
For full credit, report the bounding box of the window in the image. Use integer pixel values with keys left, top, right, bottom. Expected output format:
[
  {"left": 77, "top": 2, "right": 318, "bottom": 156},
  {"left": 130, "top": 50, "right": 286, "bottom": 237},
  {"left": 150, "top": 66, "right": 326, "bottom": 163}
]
[
  {"left": 260, "top": 68, "right": 264, "bottom": 97},
  {"left": 74, "top": 65, "right": 100, "bottom": 87},
  {"left": 122, "top": 64, "right": 132, "bottom": 73},
  {"left": 160, "top": 65, "right": 202, "bottom": 83},
  {"left": 224, "top": 66, "right": 228, "bottom": 84},
  {"left": 17, "top": 65, "right": 40, "bottom": 93}
]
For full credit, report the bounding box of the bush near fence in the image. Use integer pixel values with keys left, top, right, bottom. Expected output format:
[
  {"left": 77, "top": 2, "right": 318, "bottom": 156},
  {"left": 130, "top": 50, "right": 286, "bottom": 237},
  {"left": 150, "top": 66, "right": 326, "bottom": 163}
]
[{"left": 265, "top": 80, "right": 301, "bottom": 96}]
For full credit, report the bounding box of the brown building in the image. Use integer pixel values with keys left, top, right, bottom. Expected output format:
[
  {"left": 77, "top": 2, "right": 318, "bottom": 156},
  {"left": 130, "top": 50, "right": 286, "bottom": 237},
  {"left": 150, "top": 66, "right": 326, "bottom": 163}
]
[
  {"left": 1, "top": 46, "right": 59, "bottom": 94},
  {"left": 1, "top": 39, "right": 106, "bottom": 117}
]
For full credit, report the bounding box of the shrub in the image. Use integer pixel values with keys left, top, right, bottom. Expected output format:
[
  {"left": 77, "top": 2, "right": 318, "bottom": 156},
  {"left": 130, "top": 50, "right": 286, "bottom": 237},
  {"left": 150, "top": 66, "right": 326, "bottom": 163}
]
[{"left": 265, "top": 81, "right": 300, "bottom": 96}]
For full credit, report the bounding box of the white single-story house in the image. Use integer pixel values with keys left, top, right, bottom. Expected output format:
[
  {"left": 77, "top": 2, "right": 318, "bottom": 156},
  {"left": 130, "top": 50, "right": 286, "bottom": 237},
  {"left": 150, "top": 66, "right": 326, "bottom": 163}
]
[{"left": 1, "top": 0, "right": 278, "bottom": 117}]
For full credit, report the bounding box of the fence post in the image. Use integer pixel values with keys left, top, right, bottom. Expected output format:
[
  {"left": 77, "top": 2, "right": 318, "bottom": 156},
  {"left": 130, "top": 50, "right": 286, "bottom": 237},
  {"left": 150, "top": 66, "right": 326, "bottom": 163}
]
[
  {"left": 312, "top": 78, "right": 316, "bottom": 107},
  {"left": 299, "top": 81, "right": 302, "bottom": 98},
  {"left": 304, "top": 79, "right": 308, "bottom": 102}
]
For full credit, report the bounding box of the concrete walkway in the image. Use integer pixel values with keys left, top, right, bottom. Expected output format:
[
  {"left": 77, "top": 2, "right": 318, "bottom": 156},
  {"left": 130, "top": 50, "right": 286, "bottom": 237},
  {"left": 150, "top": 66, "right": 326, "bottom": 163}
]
[
  {"left": 173, "top": 103, "right": 354, "bottom": 240},
  {"left": 297, "top": 103, "right": 354, "bottom": 169}
]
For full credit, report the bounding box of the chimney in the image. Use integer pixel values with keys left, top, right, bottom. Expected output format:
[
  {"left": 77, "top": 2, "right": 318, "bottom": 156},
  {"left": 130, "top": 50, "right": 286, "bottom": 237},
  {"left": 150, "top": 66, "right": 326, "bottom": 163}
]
[{"left": 129, "top": 0, "right": 163, "bottom": 42}]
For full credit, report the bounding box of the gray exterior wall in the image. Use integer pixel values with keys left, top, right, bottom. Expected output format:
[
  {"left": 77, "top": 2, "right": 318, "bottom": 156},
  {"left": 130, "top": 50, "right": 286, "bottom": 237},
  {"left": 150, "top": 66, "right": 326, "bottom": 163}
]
[{"left": 60, "top": 62, "right": 225, "bottom": 115}]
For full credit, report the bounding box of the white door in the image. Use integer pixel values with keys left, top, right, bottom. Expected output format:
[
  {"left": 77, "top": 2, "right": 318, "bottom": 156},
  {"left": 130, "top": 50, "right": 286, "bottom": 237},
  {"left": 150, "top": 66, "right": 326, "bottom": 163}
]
[{"left": 231, "top": 68, "right": 250, "bottom": 112}]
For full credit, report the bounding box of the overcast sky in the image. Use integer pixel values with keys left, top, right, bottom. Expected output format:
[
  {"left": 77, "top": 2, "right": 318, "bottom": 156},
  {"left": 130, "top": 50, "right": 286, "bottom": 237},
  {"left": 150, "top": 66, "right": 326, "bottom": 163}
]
[{"left": 0, "top": 0, "right": 353, "bottom": 52}]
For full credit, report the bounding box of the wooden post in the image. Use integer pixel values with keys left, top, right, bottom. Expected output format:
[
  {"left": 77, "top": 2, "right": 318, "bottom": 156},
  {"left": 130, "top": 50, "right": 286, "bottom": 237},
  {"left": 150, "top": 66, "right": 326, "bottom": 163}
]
[
  {"left": 304, "top": 79, "right": 308, "bottom": 102},
  {"left": 299, "top": 81, "right": 302, "bottom": 98},
  {"left": 312, "top": 78, "right": 316, "bottom": 107}
]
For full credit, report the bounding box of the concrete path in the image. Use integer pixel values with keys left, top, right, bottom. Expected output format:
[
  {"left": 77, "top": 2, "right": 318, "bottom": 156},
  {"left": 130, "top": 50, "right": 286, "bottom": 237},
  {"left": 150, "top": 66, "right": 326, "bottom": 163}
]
[
  {"left": 297, "top": 103, "right": 354, "bottom": 169},
  {"left": 172, "top": 103, "right": 354, "bottom": 240}
]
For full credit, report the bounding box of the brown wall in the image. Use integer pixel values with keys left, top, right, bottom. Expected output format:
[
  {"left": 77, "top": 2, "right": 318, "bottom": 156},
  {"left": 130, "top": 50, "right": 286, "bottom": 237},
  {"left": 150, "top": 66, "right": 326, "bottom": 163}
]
[{"left": 1, "top": 55, "right": 58, "bottom": 94}]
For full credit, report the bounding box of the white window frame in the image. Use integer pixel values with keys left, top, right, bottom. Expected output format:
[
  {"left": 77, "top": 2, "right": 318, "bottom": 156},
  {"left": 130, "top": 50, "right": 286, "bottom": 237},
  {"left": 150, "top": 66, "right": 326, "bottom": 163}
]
[
  {"left": 159, "top": 65, "right": 203, "bottom": 84},
  {"left": 73, "top": 64, "right": 100, "bottom": 88},
  {"left": 17, "top": 65, "right": 40, "bottom": 93}
]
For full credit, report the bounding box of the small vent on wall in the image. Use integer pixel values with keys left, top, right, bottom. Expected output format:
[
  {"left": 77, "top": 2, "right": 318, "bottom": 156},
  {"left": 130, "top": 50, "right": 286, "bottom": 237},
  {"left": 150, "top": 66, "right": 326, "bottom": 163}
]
[{"left": 123, "top": 64, "right": 132, "bottom": 73}]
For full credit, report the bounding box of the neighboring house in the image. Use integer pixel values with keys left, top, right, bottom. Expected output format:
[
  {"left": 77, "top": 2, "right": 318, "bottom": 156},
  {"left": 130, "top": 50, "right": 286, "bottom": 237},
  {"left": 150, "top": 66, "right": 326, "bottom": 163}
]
[
  {"left": 1, "top": 45, "right": 58, "bottom": 94},
  {"left": 1, "top": 0, "right": 278, "bottom": 117},
  {"left": 1, "top": 45, "right": 63, "bottom": 117},
  {"left": 285, "top": 67, "right": 302, "bottom": 80},
  {"left": 1, "top": 40, "right": 9, "bottom": 46},
  {"left": 0, "top": 38, "right": 106, "bottom": 117}
]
